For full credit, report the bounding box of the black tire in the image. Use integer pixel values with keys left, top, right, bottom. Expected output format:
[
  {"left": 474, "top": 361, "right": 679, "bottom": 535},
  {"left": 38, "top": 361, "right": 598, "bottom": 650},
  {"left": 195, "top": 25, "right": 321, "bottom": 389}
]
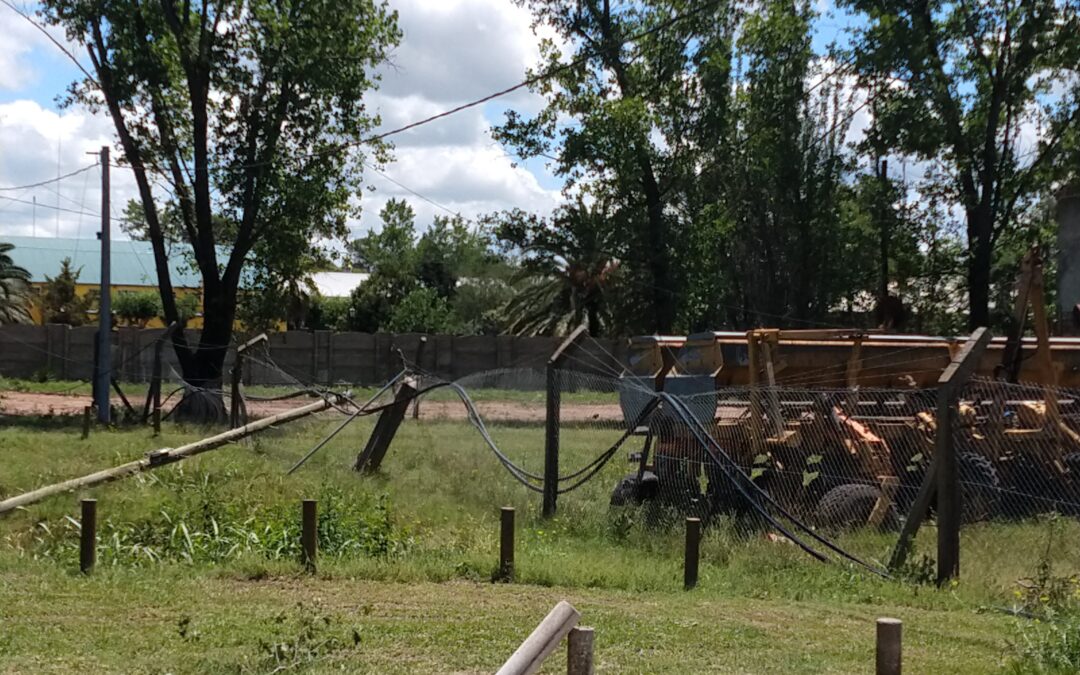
[
  {"left": 957, "top": 452, "right": 999, "bottom": 522},
  {"left": 609, "top": 471, "right": 658, "bottom": 506},
  {"left": 817, "top": 483, "right": 897, "bottom": 531}
]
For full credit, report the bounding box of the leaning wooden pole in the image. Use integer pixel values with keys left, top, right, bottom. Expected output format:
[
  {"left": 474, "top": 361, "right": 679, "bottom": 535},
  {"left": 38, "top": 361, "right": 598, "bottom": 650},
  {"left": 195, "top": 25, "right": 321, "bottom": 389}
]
[{"left": 0, "top": 398, "right": 332, "bottom": 516}]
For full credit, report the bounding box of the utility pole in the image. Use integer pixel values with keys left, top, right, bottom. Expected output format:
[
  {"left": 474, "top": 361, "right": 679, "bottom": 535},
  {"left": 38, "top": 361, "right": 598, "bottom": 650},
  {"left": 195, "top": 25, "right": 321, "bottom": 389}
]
[
  {"left": 877, "top": 158, "right": 890, "bottom": 308},
  {"left": 94, "top": 146, "right": 111, "bottom": 424}
]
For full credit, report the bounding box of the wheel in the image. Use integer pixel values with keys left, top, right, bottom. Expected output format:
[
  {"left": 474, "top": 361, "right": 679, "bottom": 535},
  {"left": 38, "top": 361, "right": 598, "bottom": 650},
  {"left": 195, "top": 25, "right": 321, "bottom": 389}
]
[
  {"left": 956, "top": 452, "right": 999, "bottom": 522},
  {"left": 816, "top": 483, "right": 897, "bottom": 531},
  {"left": 609, "top": 471, "right": 659, "bottom": 506}
]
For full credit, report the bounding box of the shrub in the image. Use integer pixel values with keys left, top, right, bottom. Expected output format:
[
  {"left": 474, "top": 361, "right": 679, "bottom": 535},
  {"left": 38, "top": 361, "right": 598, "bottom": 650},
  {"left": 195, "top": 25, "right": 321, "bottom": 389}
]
[{"left": 113, "top": 290, "right": 162, "bottom": 327}]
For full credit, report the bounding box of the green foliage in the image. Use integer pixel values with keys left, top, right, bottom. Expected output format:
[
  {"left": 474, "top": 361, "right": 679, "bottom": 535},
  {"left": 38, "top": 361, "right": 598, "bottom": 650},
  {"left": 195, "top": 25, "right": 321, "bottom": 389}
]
[
  {"left": 113, "top": 290, "right": 163, "bottom": 328},
  {"left": 344, "top": 199, "right": 506, "bottom": 334},
  {"left": 0, "top": 242, "right": 32, "bottom": 325},
  {"left": 254, "top": 603, "right": 362, "bottom": 672},
  {"left": 491, "top": 200, "right": 621, "bottom": 336},
  {"left": 42, "top": 0, "right": 401, "bottom": 384},
  {"left": 32, "top": 474, "right": 408, "bottom": 566},
  {"left": 385, "top": 287, "right": 460, "bottom": 334},
  {"left": 39, "top": 258, "right": 95, "bottom": 326},
  {"left": 840, "top": 0, "right": 1080, "bottom": 328},
  {"left": 307, "top": 295, "right": 352, "bottom": 331}
]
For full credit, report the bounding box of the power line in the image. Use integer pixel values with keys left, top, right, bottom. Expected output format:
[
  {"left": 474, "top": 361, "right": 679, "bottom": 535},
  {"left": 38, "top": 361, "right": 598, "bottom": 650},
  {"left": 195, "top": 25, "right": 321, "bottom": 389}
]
[
  {"left": 0, "top": 194, "right": 122, "bottom": 222},
  {"left": 0, "top": 0, "right": 99, "bottom": 88},
  {"left": 0, "top": 164, "right": 99, "bottom": 191}
]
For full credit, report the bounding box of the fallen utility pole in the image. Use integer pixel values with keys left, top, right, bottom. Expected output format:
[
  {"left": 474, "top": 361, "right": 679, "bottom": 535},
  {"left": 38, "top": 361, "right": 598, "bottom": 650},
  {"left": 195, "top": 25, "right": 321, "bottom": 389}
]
[{"left": 0, "top": 398, "right": 333, "bottom": 516}]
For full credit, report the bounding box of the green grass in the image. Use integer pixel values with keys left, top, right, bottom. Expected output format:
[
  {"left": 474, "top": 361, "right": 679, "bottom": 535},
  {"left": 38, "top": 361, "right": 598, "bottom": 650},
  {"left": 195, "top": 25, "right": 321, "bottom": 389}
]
[
  {"left": 0, "top": 376, "right": 619, "bottom": 405},
  {"left": 0, "top": 411, "right": 1077, "bottom": 672}
]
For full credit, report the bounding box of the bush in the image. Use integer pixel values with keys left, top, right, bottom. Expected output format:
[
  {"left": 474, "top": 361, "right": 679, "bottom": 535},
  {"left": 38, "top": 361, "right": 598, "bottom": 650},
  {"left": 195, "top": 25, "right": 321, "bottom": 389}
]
[
  {"left": 385, "top": 287, "right": 460, "bottom": 334},
  {"left": 113, "top": 290, "right": 162, "bottom": 327},
  {"left": 308, "top": 295, "right": 351, "bottom": 331}
]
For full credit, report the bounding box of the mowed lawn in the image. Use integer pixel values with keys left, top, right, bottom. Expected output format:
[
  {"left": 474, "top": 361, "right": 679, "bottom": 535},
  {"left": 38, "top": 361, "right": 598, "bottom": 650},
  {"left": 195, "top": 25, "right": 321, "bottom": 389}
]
[{"left": 0, "top": 409, "right": 1072, "bottom": 673}]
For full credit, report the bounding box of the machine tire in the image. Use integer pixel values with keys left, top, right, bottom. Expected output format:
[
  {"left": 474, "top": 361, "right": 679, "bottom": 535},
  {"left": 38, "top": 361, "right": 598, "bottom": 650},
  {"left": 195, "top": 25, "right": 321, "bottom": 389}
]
[
  {"left": 610, "top": 471, "right": 659, "bottom": 506},
  {"left": 957, "top": 452, "right": 999, "bottom": 523},
  {"left": 817, "top": 483, "right": 897, "bottom": 531}
]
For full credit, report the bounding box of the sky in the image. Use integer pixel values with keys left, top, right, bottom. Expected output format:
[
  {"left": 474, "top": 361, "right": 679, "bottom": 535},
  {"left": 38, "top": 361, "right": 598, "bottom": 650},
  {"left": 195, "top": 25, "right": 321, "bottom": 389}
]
[
  {"left": 0, "top": 1, "right": 877, "bottom": 249},
  {"left": 0, "top": 0, "right": 566, "bottom": 245}
]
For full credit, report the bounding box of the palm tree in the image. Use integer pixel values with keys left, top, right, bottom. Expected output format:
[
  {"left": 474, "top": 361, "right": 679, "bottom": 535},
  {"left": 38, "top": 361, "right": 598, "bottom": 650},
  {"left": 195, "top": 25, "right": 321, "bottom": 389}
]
[
  {"left": 501, "top": 200, "right": 620, "bottom": 336},
  {"left": 0, "top": 242, "right": 32, "bottom": 324}
]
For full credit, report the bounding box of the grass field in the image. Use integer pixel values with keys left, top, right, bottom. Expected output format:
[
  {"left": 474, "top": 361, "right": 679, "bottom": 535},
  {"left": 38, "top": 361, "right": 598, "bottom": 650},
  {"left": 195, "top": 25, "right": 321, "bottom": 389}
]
[{"left": 1, "top": 407, "right": 1079, "bottom": 672}]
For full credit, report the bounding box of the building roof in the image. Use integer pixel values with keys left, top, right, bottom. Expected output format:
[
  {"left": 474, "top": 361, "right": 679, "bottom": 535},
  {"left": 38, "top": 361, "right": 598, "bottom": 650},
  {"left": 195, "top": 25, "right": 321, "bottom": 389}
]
[
  {"left": 2, "top": 236, "right": 202, "bottom": 288},
  {"left": 311, "top": 271, "right": 369, "bottom": 298}
]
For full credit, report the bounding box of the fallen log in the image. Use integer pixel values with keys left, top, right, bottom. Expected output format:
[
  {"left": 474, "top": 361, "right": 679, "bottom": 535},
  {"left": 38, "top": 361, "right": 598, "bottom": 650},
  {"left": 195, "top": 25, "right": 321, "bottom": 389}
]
[{"left": 0, "top": 398, "right": 333, "bottom": 516}]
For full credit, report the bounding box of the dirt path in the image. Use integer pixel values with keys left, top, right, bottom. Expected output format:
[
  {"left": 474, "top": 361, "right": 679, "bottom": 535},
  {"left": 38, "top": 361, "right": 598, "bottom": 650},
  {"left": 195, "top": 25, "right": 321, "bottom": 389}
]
[{"left": 0, "top": 390, "right": 625, "bottom": 424}]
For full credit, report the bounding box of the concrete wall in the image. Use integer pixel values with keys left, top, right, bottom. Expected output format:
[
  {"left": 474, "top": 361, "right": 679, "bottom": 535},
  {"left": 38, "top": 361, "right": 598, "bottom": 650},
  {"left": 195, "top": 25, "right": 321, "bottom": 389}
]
[{"left": 0, "top": 326, "right": 629, "bottom": 386}]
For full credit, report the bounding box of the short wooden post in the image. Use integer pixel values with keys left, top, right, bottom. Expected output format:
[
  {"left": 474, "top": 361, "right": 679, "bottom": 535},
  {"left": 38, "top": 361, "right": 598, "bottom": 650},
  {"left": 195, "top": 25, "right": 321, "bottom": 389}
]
[
  {"left": 684, "top": 517, "right": 701, "bottom": 590},
  {"left": 301, "top": 499, "right": 317, "bottom": 573},
  {"left": 567, "top": 626, "right": 595, "bottom": 675},
  {"left": 79, "top": 498, "right": 97, "bottom": 574},
  {"left": 81, "top": 406, "right": 91, "bottom": 439},
  {"left": 499, "top": 506, "right": 515, "bottom": 582},
  {"left": 876, "top": 617, "right": 902, "bottom": 675}
]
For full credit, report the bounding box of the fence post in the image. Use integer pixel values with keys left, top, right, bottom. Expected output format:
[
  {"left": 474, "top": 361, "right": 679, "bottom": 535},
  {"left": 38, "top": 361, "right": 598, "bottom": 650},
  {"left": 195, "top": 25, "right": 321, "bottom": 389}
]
[
  {"left": 544, "top": 326, "right": 588, "bottom": 519},
  {"left": 684, "top": 517, "right": 701, "bottom": 590},
  {"left": 230, "top": 333, "right": 268, "bottom": 429},
  {"left": 887, "top": 328, "right": 991, "bottom": 577},
  {"left": 81, "top": 406, "right": 92, "bottom": 440},
  {"left": 412, "top": 336, "right": 428, "bottom": 420},
  {"left": 301, "top": 499, "right": 317, "bottom": 573},
  {"left": 79, "top": 498, "right": 97, "bottom": 574},
  {"left": 876, "top": 617, "right": 902, "bottom": 675},
  {"left": 567, "top": 626, "right": 595, "bottom": 675},
  {"left": 499, "top": 506, "right": 515, "bottom": 582}
]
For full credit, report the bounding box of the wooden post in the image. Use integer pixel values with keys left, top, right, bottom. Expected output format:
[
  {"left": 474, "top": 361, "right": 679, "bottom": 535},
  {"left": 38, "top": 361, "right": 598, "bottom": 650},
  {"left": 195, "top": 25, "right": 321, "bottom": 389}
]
[
  {"left": 79, "top": 498, "right": 97, "bottom": 574},
  {"left": 543, "top": 326, "right": 588, "bottom": 519},
  {"left": 81, "top": 406, "right": 91, "bottom": 440},
  {"left": 543, "top": 363, "right": 561, "bottom": 518},
  {"left": 567, "top": 626, "right": 595, "bottom": 675},
  {"left": 152, "top": 407, "right": 161, "bottom": 436},
  {"left": 876, "top": 617, "right": 902, "bottom": 675},
  {"left": 499, "top": 506, "right": 515, "bottom": 582},
  {"left": 354, "top": 378, "right": 417, "bottom": 473},
  {"left": 301, "top": 499, "right": 317, "bottom": 573},
  {"left": 229, "top": 351, "right": 244, "bottom": 429},
  {"left": 230, "top": 333, "right": 268, "bottom": 429},
  {"left": 143, "top": 322, "right": 177, "bottom": 425},
  {"left": 0, "top": 398, "right": 334, "bottom": 515},
  {"left": 684, "top": 517, "right": 701, "bottom": 590},
  {"left": 888, "top": 328, "right": 991, "bottom": 576},
  {"left": 496, "top": 600, "right": 581, "bottom": 675},
  {"left": 412, "top": 336, "right": 428, "bottom": 420}
]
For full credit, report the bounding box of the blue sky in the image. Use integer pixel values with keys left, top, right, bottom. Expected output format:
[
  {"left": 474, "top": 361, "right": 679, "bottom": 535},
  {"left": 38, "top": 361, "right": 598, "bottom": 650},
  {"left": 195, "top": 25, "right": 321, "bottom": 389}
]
[{"left": 0, "top": 0, "right": 861, "bottom": 243}]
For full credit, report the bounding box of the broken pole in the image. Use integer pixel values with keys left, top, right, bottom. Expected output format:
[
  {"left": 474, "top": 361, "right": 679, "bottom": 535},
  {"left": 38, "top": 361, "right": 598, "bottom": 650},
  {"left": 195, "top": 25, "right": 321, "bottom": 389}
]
[
  {"left": 354, "top": 377, "right": 417, "bottom": 474},
  {"left": 0, "top": 398, "right": 333, "bottom": 516}
]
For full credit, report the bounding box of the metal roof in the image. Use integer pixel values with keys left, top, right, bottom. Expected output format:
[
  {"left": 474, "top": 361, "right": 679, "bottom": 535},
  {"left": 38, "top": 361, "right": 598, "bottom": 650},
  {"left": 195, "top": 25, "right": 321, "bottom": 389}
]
[
  {"left": 310, "top": 271, "right": 369, "bottom": 298},
  {"left": 2, "top": 236, "right": 202, "bottom": 288}
]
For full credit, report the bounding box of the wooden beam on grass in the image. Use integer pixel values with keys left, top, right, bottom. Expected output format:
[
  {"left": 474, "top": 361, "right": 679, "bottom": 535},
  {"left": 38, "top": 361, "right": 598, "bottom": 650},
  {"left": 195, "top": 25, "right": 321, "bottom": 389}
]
[{"left": 0, "top": 398, "right": 333, "bottom": 516}]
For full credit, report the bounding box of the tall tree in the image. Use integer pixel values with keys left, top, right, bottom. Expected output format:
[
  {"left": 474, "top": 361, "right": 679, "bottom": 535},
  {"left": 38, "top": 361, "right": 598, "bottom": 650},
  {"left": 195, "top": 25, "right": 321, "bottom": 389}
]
[
  {"left": 45, "top": 0, "right": 400, "bottom": 413},
  {"left": 493, "top": 200, "right": 621, "bottom": 336},
  {"left": 842, "top": 0, "right": 1080, "bottom": 328},
  {"left": 496, "top": 0, "right": 729, "bottom": 333},
  {"left": 0, "top": 242, "right": 32, "bottom": 325}
]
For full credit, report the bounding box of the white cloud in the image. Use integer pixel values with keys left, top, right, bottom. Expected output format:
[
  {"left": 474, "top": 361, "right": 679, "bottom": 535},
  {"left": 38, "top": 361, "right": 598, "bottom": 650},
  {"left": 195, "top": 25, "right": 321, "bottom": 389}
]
[
  {"left": 0, "top": 0, "right": 564, "bottom": 245},
  {"left": 0, "top": 100, "right": 142, "bottom": 240}
]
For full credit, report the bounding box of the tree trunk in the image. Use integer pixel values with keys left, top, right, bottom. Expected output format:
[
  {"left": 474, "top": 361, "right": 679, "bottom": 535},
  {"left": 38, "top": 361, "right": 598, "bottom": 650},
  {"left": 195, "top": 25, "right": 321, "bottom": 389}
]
[
  {"left": 173, "top": 284, "right": 236, "bottom": 423},
  {"left": 967, "top": 208, "right": 994, "bottom": 330}
]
